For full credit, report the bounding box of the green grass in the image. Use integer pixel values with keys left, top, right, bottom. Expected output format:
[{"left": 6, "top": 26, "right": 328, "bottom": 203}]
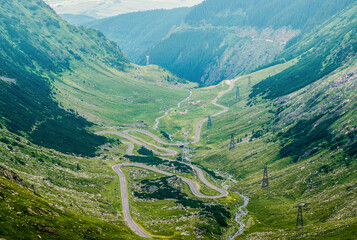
[
  {"left": 54, "top": 62, "right": 195, "bottom": 127},
  {"left": 0, "top": 167, "right": 139, "bottom": 240},
  {"left": 183, "top": 59, "right": 357, "bottom": 239},
  {"left": 158, "top": 80, "right": 231, "bottom": 142},
  {"left": 121, "top": 167, "right": 242, "bottom": 239},
  {"left": 0, "top": 127, "right": 142, "bottom": 239}
]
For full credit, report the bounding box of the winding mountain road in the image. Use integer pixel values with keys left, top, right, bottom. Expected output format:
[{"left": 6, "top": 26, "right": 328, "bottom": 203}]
[
  {"left": 153, "top": 89, "right": 192, "bottom": 130},
  {"left": 113, "top": 164, "right": 152, "bottom": 238},
  {"left": 192, "top": 78, "right": 238, "bottom": 144},
  {"left": 98, "top": 78, "right": 245, "bottom": 238},
  {"left": 97, "top": 131, "right": 178, "bottom": 156}
]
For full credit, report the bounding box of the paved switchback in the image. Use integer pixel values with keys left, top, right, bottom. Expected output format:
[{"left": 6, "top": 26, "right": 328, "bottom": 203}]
[
  {"left": 192, "top": 78, "right": 238, "bottom": 144},
  {"left": 153, "top": 89, "right": 192, "bottom": 130},
  {"left": 98, "top": 78, "right": 241, "bottom": 238}
]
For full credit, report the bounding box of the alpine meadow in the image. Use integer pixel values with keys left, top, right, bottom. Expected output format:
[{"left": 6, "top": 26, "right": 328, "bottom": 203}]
[{"left": 0, "top": 0, "right": 356, "bottom": 239}]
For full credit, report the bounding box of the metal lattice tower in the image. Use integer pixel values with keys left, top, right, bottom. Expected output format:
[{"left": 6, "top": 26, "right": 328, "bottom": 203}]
[
  {"left": 229, "top": 133, "right": 236, "bottom": 150},
  {"left": 236, "top": 86, "right": 240, "bottom": 99},
  {"left": 262, "top": 165, "right": 270, "bottom": 189},
  {"left": 207, "top": 115, "right": 212, "bottom": 129},
  {"left": 295, "top": 202, "right": 306, "bottom": 229},
  {"left": 248, "top": 76, "right": 252, "bottom": 88},
  {"left": 146, "top": 56, "right": 150, "bottom": 65}
]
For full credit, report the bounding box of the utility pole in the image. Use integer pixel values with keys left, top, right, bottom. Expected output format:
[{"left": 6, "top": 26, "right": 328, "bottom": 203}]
[
  {"left": 236, "top": 86, "right": 240, "bottom": 99},
  {"left": 295, "top": 202, "right": 306, "bottom": 229},
  {"left": 248, "top": 76, "right": 252, "bottom": 88},
  {"left": 262, "top": 165, "right": 269, "bottom": 189},
  {"left": 207, "top": 115, "right": 212, "bottom": 129},
  {"left": 229, "top": 133, "right": 236, "bottom": 150}
]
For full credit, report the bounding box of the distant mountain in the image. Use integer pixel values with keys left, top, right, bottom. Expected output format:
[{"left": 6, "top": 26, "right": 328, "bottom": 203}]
[
  {"left": 87, "top": 0, "right": 355, "bottom": 85},
  {"left": 44, "top": 0, "right": 203, "bottom": 18},
  {"left": 251, "top": 3, "right": 357, "bottom": 99},
  {"left": 60, "top": 13, "right": 96, "bottom": 26},
  {"left": 138, "top": 0, "right": 355, "bottom": 85},
  {"left": 85, "top": 8, "right": 191, "bottom": 61}
]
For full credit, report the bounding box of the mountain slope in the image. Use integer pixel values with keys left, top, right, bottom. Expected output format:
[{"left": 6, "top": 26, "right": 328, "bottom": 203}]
[
  {"left": 0, "top": 0, "right": 126, "bottom": 156},
  {"left": 184, "top": 0, "right": 355, "bottom": 30},
  {"left": 0, "top": 0, "right": 192, "bottom": 156},
  {"left": 251, "top": 3, "right": 357, "bottom": 99},
  {"left": 85, "top": 8, "right": 190, "bottom": 61},
  {"left": 0, "top": 165, "right": 137, "bottom": 240},
  {"left": 137, "top": 0, "right": 355, "bottom": 85}
]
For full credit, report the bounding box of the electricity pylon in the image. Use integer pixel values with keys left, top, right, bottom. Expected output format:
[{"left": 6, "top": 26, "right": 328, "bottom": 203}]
[
  {"left": 295, "top": 201, "right": 307, "bottom": 229},
  {"left": 236, "top": 86, "right": 240, "bottom": 99},
  {"left": 248, "top": 76, "right": 252, "bottom": 88},
  {"left": 229, "top": 133, "right": 236, "bottom": 150},
  {"left": 207, "top": 115, "right": 212, "bottom": 129},
  {"left": 262, "top": 165, "right": 269, "bottom": 189}
]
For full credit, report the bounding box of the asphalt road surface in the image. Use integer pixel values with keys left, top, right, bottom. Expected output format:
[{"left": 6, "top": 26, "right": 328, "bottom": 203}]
[{"left": 97, "top": 78, "right": 240, "bottom": 238}]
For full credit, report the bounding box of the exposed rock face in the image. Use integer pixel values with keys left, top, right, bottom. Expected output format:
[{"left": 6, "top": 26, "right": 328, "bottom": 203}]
[{"left": 0, "top": 165, "right": 26, "bottom": 187}]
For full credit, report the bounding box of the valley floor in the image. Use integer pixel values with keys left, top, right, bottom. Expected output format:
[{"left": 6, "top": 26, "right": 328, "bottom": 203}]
[{"left": 1, "top": 60, "right": 357, "bottom": 239}]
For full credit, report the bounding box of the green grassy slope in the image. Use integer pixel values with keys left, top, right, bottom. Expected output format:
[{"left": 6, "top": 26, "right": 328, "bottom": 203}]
[
  {"left": 0, "top": 0, "right": 127, "bottom": 156},
  {"left": 188, "top": 59, "right": 357, "bottom": 239},
  {"left": 0, "top": 166, "right": 139, "bottom": 240},
  {"left": 0, "top": 0, "right": 193, "bottom": 156},
  {"left": 1, "top": 0, "right": 356, "bottom": 239},
  {"left": 0, "top": 126, "right": 142, "bottom": 239},
  {"left": 54, "top": 63, "right": 193, "bottom": 127}
]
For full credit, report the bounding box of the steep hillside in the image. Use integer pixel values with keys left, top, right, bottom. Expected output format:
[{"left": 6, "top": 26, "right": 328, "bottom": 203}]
[
  {"left": 137, "top": 0, "right": 354, "bottom": 85},
  {"left": 251, "top": 3, "right": 357, "bottom": 99},
  {"left": 85, "top": 8, "right": 190, "bottom": 61},
  {"left": 0, "top": 0, "right": 192, "bottom": 156},
  {"left": 184, "top": 0, "right": 355, "bottom": 30},
  {"left": 0, "top": 0, "right": 126, "bottom": 156},
  {"left": 141, "top": 25, "right": 298, "bottom": 85},
  {"left": 0, "top": 165, "right": 137, "bottom": 240}
]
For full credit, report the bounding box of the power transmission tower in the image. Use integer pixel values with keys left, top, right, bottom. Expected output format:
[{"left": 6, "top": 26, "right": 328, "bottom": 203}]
[
  {"left": 236, "top": 86, "right": 240, "bottom": 99},
  {"left": 295, "top": 202, "right": 306, "bottom": 229},
  {"left": 146, "top": 56, "right": 150, "bottom": 65},
  {"left": 229, "top": 133, "right": 236, "bottom": 150},
  {"left": 248, "top": 76, "right": 252, "bottom": 88},
  {"left": 262, "top": 165, "right": 269, "bottom": 189},
  {"left": 207, "top": 115, "right": 212, "bottom": 129}
]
